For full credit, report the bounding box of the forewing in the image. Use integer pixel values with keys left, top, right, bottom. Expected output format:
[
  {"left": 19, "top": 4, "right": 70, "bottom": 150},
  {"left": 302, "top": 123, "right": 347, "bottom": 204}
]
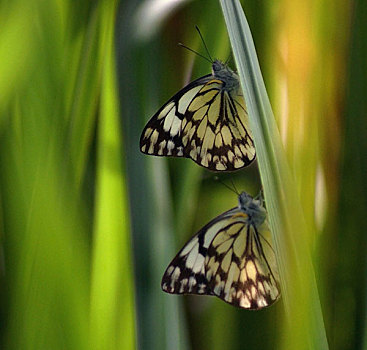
[
  {"left": 140, "top": 75, "right": 212, "bottom": 157},
  {"left": 161, "top": 208, "right": 237, "bottom": 295},
  {"left": 181, "top": 83, "right": 255, "bottom": 171},
  {"left": 206, "top": 217, "right": 280, "bottom": 309}
]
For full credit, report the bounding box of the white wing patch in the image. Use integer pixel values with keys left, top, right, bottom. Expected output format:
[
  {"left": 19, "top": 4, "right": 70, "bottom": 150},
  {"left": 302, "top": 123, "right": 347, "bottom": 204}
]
[{"left": 178, "top": 86, "right": 202, "bottom": 114}]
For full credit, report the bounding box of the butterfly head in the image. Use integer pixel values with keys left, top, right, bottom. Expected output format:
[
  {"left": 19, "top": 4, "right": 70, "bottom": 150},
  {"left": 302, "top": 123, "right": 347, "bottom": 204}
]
[
  {"left": 238, "top": 192, "right": 267, "bottom": 225},
  {"left": 212, "top": 59, "right": 225, "bottom": 73},
  {"left": 212, "top": 60, "right": 240, "bottom": 92}
]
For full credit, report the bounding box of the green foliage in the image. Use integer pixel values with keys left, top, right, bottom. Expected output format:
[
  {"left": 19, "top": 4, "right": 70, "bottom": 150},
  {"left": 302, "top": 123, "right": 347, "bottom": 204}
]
[{"left": 0, "top": 1, "right": 135, "bottom": 349}]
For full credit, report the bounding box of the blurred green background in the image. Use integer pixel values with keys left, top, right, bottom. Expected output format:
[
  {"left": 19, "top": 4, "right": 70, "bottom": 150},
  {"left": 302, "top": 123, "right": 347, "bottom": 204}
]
[{"left": 0, "top": 0, "right": 366, "bottom": 349}]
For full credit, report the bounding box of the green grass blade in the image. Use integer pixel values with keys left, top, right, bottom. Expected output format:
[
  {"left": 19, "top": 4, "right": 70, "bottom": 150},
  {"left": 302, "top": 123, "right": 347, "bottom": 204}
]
[
  {"left": 89, "top": 2, "right": 136, "bottom": 349},
  {"left": 333, "top": 0, "right": 367, "bottom": 348},
  {"left": 2, "top": 2, "right": 91, "bottom": 349},
  {"left": 0, "top": 1, "right": 36, "bottom": 117},
  {"left": 116, "top": 18, "right": 191, "bottom": 349},
  {"left": 66, "top": 6, "right": 103, "bottom": 189},
  {"left": 219, "top": 1, "right": 328, "bottom": 349}
]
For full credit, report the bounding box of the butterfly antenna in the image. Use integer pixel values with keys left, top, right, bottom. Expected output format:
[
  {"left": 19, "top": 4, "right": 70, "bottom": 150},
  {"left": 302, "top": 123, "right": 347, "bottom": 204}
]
[
  {"left": 225, "top": 53, "right": 232, "bottom": 65},
  {"left": 214, "top": 176, "right": 238, "bottom": 195},
  {"left": 195, "top": 26, "right": 213, "bottom": 62},
  {"left": 178, "top": 43, "right": 212, "bottom": 63},
  {"left": 230, "top": 179, "right": 239, "bottom": 195}
]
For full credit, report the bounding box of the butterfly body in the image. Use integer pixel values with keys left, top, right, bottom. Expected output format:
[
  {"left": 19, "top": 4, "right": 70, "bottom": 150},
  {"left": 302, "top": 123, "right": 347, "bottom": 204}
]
[
  {"left": 140, "top": 60, "right": 255, "bottom": 171},
  {"left": 211, "top": 59, "right": 240, "bottom": 92},
  {"left": 161, "top": 192, "right": 280, "bottom": 310}
]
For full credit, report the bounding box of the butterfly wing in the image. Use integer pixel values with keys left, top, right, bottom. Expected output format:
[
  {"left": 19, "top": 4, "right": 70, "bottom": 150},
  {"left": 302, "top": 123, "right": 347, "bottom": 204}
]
[
  {"left": 161, "top": 207, "right": 238, "bottom": 296},
  {"left": 161, "top": 208, "right": 280, "bottom": 309},
  {"left": 181, "top": 80, "right": 255, "bottom": 171},
  {"left": 140, "top": 74, "right": 212, "bottom": 158},
  {"left": 206, "top": 216, "right": 280, "bottom": 309},
  {"left": 140, "top": 76, "right": 255, "bottom": 171}
]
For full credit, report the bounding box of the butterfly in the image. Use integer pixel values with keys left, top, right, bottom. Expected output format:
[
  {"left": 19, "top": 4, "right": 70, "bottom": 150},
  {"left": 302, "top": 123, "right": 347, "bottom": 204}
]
[
  {"left": 161, "top": 191, "right": 280, "bottom": 309},
  {"left": 140, "top": 56, "right": 255, "bottom": 171}
]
